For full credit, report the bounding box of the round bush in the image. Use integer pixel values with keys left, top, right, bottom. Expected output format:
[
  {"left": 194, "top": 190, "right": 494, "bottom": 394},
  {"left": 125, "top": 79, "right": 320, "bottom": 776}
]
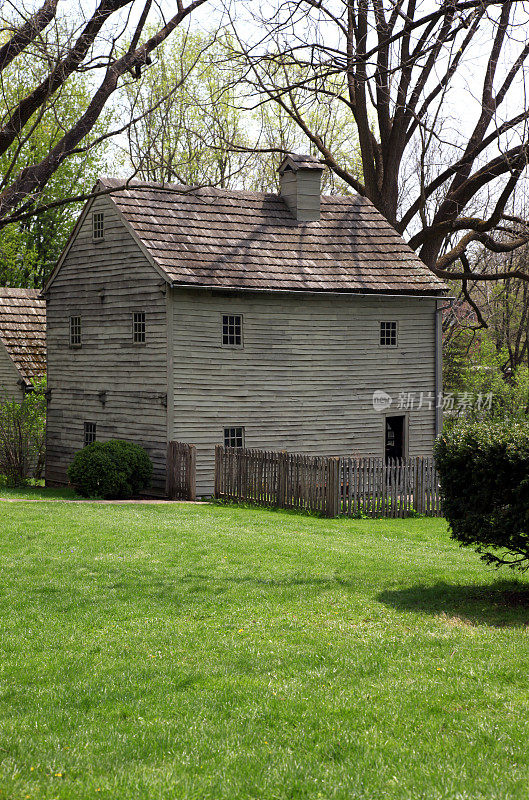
[
  {"left": 435, "top": 420, "right": 529, "bottom": 571},
  {"left": 67, "top": 439, "right": 153, "bottom": 499}
]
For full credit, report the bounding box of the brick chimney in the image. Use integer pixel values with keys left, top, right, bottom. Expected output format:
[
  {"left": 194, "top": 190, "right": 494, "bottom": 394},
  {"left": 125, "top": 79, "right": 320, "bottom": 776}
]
[{"left": 278, "top": 154, "right": 325, "bottom": 222}]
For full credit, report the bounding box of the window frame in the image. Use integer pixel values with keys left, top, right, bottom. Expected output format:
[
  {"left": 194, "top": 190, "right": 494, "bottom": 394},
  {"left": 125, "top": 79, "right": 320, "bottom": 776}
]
[
  {"left": 223, "top": 426, "right": 245, "bottom": 449},
  {"left": 69, "top": 315, "right": 82, "bottom": 348},
  {"left": 92, "top": 211, "right": 105, "bottom": 242},
  {"left": 84, "top": 421, "right": 97, "bottom": 448},
  {"left": 132, "top": 310, "right": 146, "bottom": 345},
  {"left": 379, "top": 320, "right": 398, "bottom": 348},
  {"left": 221, "top": 313, "right": 243, "bottom": 348}
]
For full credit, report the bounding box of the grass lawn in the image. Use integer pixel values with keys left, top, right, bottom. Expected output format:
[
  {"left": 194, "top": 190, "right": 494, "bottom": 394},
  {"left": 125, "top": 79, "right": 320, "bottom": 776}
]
[
  {"left": 0, "top": 482, "right": 77, "bottom": 501},
  {"left": 1, "top": 495, "right": 529, "bottom": 799}
]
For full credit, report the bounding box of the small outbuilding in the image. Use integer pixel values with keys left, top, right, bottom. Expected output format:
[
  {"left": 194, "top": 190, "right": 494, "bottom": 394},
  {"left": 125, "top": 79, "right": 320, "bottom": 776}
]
[{"left": 0, "top": 288, "right": 47, "bottom": 399}]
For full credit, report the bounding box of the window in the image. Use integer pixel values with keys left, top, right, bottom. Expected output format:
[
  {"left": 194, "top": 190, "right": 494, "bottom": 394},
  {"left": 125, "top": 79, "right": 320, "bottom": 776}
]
[
  {"left": 380, "top": 321, "right": 397, "bottom": 347},
  {"left": 69, "top": 315, "right": 81, "bottom": 347},
  {"left": 132, "top": 311, "right": 146, "bottom": 344},
  {"left": 224, "top": 426, "right": 244, "bottom": 448},
  {"left": 222, "top": 314, "right": 242, "bottom": 346},
  {"left": 92, "top": 211, "right": 105, "bottom": 241},
  {"left": 84, "top": 422, "right": 97, "bottom": 447}
]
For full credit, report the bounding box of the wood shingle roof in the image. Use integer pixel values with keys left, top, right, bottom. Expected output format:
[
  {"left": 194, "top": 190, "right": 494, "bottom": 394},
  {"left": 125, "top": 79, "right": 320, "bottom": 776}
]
[
  {"left": 0, "top": 288, "right": 46, "bottom": 383},
  {"left": 100, "top": 178, "right": 447, "bottom": 295}
]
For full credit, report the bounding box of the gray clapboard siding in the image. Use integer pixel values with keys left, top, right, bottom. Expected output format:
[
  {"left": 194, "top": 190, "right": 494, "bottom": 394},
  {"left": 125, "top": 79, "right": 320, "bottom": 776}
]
[
  {"left": 45, "top": 195, "right": 169, "bottom": 491},
  {"left": 170, "top": 289, "right": 437, "bottom": 496},
  {"left": 0, "top": 341, "right": 22, "bottom": 400}
]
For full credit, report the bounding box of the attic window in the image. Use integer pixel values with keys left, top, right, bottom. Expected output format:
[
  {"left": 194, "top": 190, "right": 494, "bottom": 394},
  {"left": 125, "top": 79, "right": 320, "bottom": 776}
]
[
  {"left": 69, "top": 315, "right": 81, "bottom": 347},
  {"left": 84, "top": 422, "right": 97, "bottom": 447},
  {"left": 380, "top": 321, "right": 398, "bottom": 347},
  {"left": 132, "top": 311, "right": 146, "bottom": 343},
  {"left": 224, "top": 426, "right": 244, "bottom": 449},
  {"left": 92, "top": 211, "right": 105, "bottom": 241},
  {"left": 222, "top": 314, "right": 242, "bottom": 346}
]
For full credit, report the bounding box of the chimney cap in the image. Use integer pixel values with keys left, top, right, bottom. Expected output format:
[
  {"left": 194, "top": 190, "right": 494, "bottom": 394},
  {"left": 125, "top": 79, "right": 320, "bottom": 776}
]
[{"left": 278, "top": 153, "right": 324, "bottom": 174}]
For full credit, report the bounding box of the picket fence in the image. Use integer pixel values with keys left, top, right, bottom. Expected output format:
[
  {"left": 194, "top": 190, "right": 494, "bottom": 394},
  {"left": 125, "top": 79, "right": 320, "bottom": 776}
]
[
  {"left": 214, "top": 446, "right": 442, "bottom": 518},
  {"left": 214, "top": 445, "right": 340, "bottom": 516},
  {"left": 166, "top": 441, "right": 196, "bottom": 500},
  {"left": 340, "top": 456, "right": 441, "bottom": 517}
]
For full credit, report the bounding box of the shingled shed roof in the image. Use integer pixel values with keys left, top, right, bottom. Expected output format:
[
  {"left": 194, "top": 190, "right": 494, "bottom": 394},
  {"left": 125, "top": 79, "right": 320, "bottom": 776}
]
[
  {"left": 98, "top": 178, "right": 446, "bottom": 295},
  {"left": 0, "top": 288, "right": 46, "bottom": 384}
]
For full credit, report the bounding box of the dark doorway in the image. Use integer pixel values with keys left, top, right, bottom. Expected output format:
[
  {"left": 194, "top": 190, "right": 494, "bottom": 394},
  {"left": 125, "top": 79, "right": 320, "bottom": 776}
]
[{"left": 385, "top": 415, "right": 405, "bottom": 461}]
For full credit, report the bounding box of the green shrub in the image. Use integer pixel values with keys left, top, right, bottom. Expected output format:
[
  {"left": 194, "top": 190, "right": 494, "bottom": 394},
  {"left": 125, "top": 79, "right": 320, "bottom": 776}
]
[
  {"left": 435, "top": 420, "right": 529, "bottom": 571},
  {"left": 0, "top": 378, "right": 46, "bottom": 486},
  {"left": 444, "top": 335, "right": 529, "bottom": 423},
  {"left": 67, "top": 440, "right": 153, "bottom": 499}
]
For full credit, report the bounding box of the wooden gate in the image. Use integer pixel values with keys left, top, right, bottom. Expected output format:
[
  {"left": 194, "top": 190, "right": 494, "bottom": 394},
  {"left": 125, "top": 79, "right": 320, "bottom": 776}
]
[{"left": 166, "top": 441, "right": 196, "bottom": 500}]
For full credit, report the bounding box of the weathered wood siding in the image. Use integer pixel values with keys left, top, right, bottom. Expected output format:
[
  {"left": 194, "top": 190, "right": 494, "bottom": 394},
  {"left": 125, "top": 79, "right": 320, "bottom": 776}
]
[
  {"left": 280, "top": 170, "right": 321, "bottom": 221},
  {"left": 170, "top": 289, "right": 438, "bottom": 496},
  {"left": 0, "top": 341, "right": 22, "bottom": 400},
  {"left": 45, "top": 195, "right": 168, "bottom": 490}
]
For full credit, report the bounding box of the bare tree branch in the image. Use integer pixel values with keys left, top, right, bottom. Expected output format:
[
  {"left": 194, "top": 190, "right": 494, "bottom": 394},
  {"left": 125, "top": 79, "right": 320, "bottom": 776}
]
[
  {"left": 0, "top": 0, "right": 58, "bottom": 71},
  {"left": 0, "top": 0, "right": 209, "bottom": 226},
  {"left": 230, "top": 0, "right": 529, "bottom": 283}
]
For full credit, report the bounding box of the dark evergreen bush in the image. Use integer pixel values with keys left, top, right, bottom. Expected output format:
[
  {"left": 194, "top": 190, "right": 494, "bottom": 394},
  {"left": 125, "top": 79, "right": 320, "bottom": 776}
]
[
  {"left": 67, "top": 440, "right": 153, "bottom": 499},
  {"left": 435, "top": 420, "right": 529, "bottom": 571}
]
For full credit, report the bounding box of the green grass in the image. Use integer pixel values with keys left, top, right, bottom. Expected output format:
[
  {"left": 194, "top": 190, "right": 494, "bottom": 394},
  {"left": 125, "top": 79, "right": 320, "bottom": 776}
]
[
  {"left": 0, "top": 482, "right": 77, "bottom": 500},
  {"left": 1, "top": 501, "right": 529, "bottom": 799}
]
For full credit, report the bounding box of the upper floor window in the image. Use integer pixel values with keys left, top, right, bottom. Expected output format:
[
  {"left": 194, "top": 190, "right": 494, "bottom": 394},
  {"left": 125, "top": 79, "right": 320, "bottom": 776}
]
[
  {"left": 84, "top": 421, "right": 97, "bottom": 447},
  {"left": 133, "top": 311, "right": 146, "bottom": 344},
  {"left": 92, "top": 211, "right": 105, "bottom": 241},
  {"left": 224, "top": 426, "right": 244, "bottom": 449},
  {"left": 69, "top": 315, "right": 81, "bottom": 347},
  {"left": 380, "top": 321, "right": 397, "bottom": 347},
  {"left": 222, "top": 314, "right": 242, "bottom": 347}
]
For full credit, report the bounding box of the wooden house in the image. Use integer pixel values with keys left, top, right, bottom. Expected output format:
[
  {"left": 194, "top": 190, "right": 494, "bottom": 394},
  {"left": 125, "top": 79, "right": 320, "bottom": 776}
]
[
  {"left": 0, "top": 288, "right": 46, "bottom": 399},
  {"left": 44, "top": 155, "right": 447, "bottom": 495}
]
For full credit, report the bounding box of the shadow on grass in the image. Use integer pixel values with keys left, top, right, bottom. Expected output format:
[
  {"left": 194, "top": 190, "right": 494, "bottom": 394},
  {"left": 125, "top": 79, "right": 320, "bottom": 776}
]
[
  {"left": 25, "top": 571, "right": 358, "bottom": 614},
  {"left": 378, "top": 580, "right": 529, "bottom": 628},
  {"left": 0, "top": 482, "right": 77, "bottom": 501}
]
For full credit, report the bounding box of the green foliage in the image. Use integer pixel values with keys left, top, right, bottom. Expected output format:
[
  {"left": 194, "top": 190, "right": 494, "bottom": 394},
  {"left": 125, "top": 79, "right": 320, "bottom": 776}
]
[
  {"left": 435, "top": 419, "right": 529, "bottom": 571},
  {"left": 0, "top": 52, "right": 112, "bottom": 287},
  {"left": 0, "top": 377, "right": 47, "bottom": 485},
  {"left": 443, "top": 334, "right": 470, "bottom": 395},
  {"left": 125, "top": 29, "right": 362, "bottom": 193},
  {"left": 67, "top": 440, "right": 153, "bottom": 499},
  {"left": 443, "top": 331, "right": 529, "bottom": 423},
  {"left": 125, "top": 30, "right": 251, "bottom": 187}
]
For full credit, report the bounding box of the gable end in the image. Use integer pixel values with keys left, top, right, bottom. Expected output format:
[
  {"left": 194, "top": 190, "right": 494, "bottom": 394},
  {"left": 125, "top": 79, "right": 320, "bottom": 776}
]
[{"left": 44, "top": 187, "right": 171, "bottom": 294}]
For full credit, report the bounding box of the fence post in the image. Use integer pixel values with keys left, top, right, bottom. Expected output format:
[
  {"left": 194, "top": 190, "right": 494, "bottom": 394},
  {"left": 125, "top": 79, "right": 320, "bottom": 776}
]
[
  {"left": 325, "top": 457, "right": 340, "bottom": 518},
  {"left": 188, "top": 444, "right": 196, "bottom": 501},
  {"left": 166, "top": 441, "right": 175, "bottom": 500},
  {"left": 214, "top": 445, "right": 219, "bottom": 499},
  {"left": 278, "top": 451, "right": 288, "bottom": 509}
]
